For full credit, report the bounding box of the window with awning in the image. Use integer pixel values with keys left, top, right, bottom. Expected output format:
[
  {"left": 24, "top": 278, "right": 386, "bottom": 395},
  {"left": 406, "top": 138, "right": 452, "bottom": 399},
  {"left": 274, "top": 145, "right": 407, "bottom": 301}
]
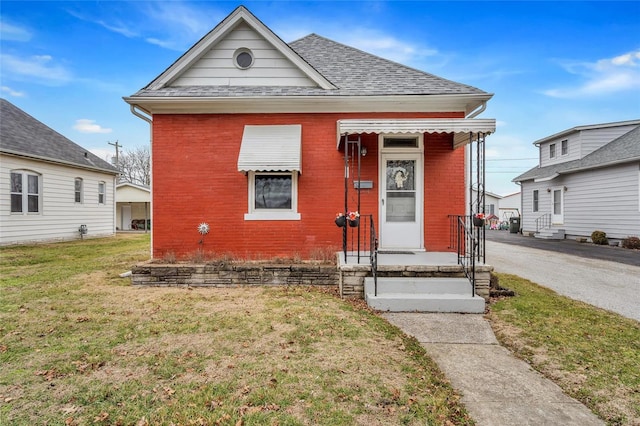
[
  {"left": 238, "top": 125, "right": 302, "bottom": 173},
  {"left": 238, "top": 125, "right": 302, "bottom": 221}
]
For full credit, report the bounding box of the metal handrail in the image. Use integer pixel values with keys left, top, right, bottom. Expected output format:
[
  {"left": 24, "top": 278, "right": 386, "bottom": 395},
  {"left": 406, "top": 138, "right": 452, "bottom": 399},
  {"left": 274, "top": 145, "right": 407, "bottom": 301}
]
[
  {"left": 369, "top": 215, "right": 378, "bottom": 296},
  {"left": 535, "top": 213, "right": 551, "bottom": 232},
  {"left": 451, "top": 214, "right": 480, "bottom": 297}
]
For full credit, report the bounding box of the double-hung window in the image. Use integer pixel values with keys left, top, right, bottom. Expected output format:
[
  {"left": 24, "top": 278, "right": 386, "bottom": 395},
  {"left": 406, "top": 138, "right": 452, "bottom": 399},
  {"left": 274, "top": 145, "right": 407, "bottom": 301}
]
[
  {"left": 532, "top": 190, "right": 539, "bottom": 212},
  {"left": 10, "top": 170, "right": 41, "bottom": 214},
  {"left": 75, "top": 178, "right": 83, "bottom": 203},
  {"left": 549, "top": 143, "right": 556, "bottom": 159},
  {"left": 561, "top": 139, "right": 568, "bottom": 156},
  {"left": 238, "top": 125, "right": 302, "bottom": 220},
  {"left": 98, "top": 182, "right": 106, "bottom": 204}
]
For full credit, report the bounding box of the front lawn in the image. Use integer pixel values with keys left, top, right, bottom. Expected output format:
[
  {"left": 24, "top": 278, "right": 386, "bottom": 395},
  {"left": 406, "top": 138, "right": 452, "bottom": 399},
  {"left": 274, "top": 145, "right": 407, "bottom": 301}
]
[
  {"left": 487, "top": 273, "right": 640, "bottom": 426},
  {"left": 0, "top": 234, "right": 472, "bottom": 425}
]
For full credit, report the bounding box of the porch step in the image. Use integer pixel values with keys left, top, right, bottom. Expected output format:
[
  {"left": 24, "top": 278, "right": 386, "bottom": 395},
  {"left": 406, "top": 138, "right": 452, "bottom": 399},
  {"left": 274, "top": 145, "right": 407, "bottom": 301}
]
[
  {"left": 364, "top": 277, "right": 485, "bottom": 313},
  {"left": 535, "top": 228, "right": 565, "bottom": 240}
]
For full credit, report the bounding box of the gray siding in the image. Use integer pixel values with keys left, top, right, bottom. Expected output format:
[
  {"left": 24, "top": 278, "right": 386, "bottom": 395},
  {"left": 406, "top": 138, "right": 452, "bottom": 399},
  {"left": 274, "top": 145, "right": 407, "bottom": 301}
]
[
  {"left": 521, "top": 162, "right": 640, "bottom": 239},
  {"left": 0, "top": 155, "right": 116, "bottom": 245}
]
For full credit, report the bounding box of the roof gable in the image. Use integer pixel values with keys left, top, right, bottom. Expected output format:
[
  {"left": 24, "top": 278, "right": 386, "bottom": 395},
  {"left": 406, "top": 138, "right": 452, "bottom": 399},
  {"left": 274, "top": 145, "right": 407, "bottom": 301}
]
[
  {"left": 0, "top": 99, "right": 117, "bottom": 174},
  {"left": 146, "top": 6, "right": 335, "bottom": 91}
]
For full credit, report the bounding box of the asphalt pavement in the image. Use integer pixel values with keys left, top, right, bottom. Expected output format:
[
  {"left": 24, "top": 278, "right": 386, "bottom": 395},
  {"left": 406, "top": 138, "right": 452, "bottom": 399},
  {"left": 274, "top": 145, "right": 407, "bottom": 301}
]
[
  {"left": 484, "top": 229, "right": 640, "bottom": 267},
  {"left": 485, "top": 230, "right": 640, "bottom": 322}
]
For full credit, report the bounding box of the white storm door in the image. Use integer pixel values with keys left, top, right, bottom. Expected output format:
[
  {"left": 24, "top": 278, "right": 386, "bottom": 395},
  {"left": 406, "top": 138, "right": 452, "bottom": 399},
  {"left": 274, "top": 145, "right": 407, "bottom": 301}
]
[
  {"left": 551, "top": 188, "right": 563, "bottom": 224},
  {"left": 122, "top": 205, "right": 132, "bottom": 230},
  {"left": 380, "top": 154, "right": 423, "bottom": 249}
]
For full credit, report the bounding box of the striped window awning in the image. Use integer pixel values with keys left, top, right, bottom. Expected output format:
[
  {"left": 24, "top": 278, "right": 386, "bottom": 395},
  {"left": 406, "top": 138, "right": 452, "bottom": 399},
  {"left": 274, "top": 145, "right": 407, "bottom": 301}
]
[
  {"left": 238, "top": 125, "right": 302, "bottom": 173},
  {"left": 337, "top": 118, "right": 496, "bottom": 149}
]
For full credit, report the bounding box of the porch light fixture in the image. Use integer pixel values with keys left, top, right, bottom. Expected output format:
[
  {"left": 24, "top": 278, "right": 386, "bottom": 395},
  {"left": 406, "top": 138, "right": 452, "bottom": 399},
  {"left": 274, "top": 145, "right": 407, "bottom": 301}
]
[
  {"left": 360, "top": 146, "right": 367, "bottom": 157},
  {"left": 564, "top": 186, "right": 568, "bottom": 191},
  {"left": 547, "top": 188, "right": 551, "bottom": 192}
]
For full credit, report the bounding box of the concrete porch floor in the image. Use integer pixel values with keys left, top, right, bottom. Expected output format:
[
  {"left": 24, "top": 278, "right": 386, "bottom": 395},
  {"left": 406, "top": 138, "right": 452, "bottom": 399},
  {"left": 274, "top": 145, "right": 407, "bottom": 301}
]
[{"left": 338, "top": 251, "right": 460, "bottom": 268}]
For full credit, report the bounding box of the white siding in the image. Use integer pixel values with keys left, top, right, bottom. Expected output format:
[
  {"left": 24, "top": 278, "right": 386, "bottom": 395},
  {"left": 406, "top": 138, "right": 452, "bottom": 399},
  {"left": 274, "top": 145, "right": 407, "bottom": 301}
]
[
  {"left": 172, "top": 22, "right": 316, "bottom": 87},
  {"left": 498, "top": 192, "right": 521, "bottom": 220},
  {"left": 116, "top": 185, "right": 150, "bottom": 203},
  {"left": 0, "top": 155, "right": 116, "bottom": 245},
  {"left": 539, "top": 124, "right": 639, "bottom": 168},
  {"left": 521, "top": 163, "right": 640, "bottom": 239},
  {"left": 579, "top": 125, "right": 638, "bottom": 158}
]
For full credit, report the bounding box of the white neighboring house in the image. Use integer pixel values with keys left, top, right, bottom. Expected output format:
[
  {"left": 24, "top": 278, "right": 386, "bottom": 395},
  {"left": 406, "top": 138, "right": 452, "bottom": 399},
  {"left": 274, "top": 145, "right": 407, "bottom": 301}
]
[
  {"left": 498, "top": 191, "right": 521, "bottom": 222},
  {"left": 514, "top": 119, "right": 640, "bottom": 241},
  {"left": 0, "top": 99, "right": 119, "bottom": 245},
  {"left": 116, "top": 182, "right": 150, "bottom": 231}
]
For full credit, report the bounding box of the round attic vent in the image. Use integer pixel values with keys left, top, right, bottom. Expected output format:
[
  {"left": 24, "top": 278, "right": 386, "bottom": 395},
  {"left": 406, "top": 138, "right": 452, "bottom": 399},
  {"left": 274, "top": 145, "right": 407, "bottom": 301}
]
[{"left": 233, "top": 48, "right": 254, "bottom": 70}]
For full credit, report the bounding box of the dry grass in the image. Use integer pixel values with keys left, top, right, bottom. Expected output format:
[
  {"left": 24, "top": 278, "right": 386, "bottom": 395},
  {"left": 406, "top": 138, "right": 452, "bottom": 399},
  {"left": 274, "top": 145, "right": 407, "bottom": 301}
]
[
  {"left": 487, "top": 273, "right": 640, "bottom": 426},
  {"left": 0, "top": 234, "right": 472, "bottom": 425}
]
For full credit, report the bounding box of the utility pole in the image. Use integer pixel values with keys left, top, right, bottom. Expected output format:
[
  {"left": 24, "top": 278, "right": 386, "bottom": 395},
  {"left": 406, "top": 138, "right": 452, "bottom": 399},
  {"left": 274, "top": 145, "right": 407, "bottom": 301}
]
[{"left": 108, "top": 140, "right": 122, "bottom": 166}]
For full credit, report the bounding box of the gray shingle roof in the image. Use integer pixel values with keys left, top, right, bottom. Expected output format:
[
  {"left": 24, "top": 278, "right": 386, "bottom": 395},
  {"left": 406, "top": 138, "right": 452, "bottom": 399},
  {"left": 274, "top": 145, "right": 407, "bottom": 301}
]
[
  {"left": 130, "top": 33, "right": 488, "bottom": 98},
  {"left": 0, "top": 99, "right": 118, "bottom": 174},
  {"left": 514, "top": 125, "right": 640, "bottom": 182}
]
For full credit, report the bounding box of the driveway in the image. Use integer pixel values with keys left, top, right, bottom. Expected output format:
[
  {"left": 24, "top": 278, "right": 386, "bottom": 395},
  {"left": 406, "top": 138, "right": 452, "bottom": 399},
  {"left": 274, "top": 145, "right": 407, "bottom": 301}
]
[{"left": 485, "top": 231, "right": 640, "bottom": 322}]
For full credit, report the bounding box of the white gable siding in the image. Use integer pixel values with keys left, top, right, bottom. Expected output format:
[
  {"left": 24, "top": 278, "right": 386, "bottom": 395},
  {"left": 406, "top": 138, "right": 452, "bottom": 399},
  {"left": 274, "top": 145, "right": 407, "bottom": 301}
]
[
  {"left": 521, "top": 182, "right": 552, "bottom": 232},
  {"left": 539, "top": 124, "right": 639, "bottom": 168},
  {"left": 0, "top": 155, "right": 116, "bottom": 245},
  {"left": 172, "top": 22, "right": 317, "bottom": 87}
]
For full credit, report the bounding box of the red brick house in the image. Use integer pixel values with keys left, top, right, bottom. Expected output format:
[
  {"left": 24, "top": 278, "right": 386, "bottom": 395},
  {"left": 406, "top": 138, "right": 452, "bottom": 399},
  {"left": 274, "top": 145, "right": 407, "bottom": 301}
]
[{"left": 124, "top": 6, "right": 495, "bottom": 263}]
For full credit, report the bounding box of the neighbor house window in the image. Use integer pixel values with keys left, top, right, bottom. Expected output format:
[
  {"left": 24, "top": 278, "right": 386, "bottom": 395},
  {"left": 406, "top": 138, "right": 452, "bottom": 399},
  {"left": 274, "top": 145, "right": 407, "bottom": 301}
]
[
  {"left": 74, "top": 178, "right": 83, "bottom": 203},
  {"left": 532, "top": 190, "right": 539, "bottom": 212},
  {"left": 98, "top": 182, "right": 106, "bottom": 204},
  {"left": 549, "top": 143, "right": 556, "bottom": 158},
  {"left": 488, "top": 204, "right": 495, "bottom": 215},
  {"left": 245, "top": 172, "right": 299, "bottom": 220},
  {"left": 11, "top": 170, "right": 40, "bottom": 214},
  {"left": 561, "top": 139, "right": 568, "bottom": 156}
]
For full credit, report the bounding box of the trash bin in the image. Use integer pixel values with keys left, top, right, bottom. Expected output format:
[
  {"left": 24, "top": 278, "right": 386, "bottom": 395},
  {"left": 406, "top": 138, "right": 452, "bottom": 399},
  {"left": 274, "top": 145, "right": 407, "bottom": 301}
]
[{"left": 509, "top": 217, "right": 520, "bottom": 234}]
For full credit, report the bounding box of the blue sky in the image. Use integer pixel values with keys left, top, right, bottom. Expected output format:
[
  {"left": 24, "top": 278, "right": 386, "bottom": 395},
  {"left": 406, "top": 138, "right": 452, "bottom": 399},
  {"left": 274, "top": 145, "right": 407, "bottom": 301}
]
[{"left": 2, "top": 1, "right": 639, "bottom": 195}]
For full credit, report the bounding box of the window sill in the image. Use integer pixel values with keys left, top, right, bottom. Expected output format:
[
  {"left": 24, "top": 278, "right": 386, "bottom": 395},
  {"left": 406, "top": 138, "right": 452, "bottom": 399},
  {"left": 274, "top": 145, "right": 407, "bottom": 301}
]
[{"left": 244, "top": 212, "right": 301, "bottom": 221}]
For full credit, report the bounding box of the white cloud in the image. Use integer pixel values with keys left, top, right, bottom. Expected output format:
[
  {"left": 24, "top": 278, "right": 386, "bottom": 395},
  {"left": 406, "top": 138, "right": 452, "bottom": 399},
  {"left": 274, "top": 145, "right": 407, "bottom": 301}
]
[
  {"left": 544, "top": 49, "right": 640, "bottom": 98},
  {"left": 0, "top": 53, "right": 72, "bottom": 85},
  {"left": 1, "top": 86, "right": 25, "bottom": 97},
  {"left": 73, "top": 119, "right": 112, "bottom": 134},
  {"left": 0, "top": 20, "right": 32, "bottom": 42}
]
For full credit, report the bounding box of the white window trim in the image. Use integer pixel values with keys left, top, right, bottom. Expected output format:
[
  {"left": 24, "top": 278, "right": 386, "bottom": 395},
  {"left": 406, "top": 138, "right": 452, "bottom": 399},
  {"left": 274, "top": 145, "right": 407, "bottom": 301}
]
[
  {"left": 75, "top": 177, "right": 83, "bottom": 204},
  {"left": 244, "top": 171, "right": 300, "bottom": 221},
  {"left": 98, "top": 181, "right": 106, "bottom": 204},
  {"left": 561, "top": 139, "right": 568, "bottom": 156},
  {"left": 379, "top": 133, "right": 424, "bottom": 153},
  {"left": 532, "top": 189, "right": 539, "bottom": 212},
  {"left": 10, "top": 169, "right": 42, "bottom": 215},
  {"left": 549, "top": 143, "right": 556, "bottom": 159}
]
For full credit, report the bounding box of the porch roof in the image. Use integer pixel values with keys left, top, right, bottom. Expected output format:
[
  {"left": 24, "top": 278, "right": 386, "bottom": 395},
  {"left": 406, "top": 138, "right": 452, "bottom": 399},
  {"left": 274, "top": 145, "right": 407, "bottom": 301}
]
[{"left": 337, "top": 118, "right": 496, "bottom": 149}]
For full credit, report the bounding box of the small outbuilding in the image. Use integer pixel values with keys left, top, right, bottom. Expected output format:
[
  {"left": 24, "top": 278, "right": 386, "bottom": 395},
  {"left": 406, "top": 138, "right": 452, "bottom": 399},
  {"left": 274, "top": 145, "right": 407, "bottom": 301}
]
[{"left": 116, "top": 182, "right": 150, "bottom": 231}]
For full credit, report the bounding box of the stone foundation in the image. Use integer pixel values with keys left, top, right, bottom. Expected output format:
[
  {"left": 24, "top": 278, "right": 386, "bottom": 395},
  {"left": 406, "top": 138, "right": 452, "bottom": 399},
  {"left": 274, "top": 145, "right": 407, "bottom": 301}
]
[{"left": 131, "top": 261, "right": 339, "bottom": 288}]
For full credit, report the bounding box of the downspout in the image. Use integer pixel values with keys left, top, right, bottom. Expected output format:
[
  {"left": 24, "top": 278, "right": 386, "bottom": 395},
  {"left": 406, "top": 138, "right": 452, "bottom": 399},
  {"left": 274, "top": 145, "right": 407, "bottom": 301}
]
[{"left": 130, "top": 105, "right": 153, "bottom": 258}]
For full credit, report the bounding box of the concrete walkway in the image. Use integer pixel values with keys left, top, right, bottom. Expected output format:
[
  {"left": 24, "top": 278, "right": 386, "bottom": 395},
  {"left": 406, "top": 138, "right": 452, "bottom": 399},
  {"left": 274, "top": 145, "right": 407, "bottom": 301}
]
[{"left": 383, "top": 313, "right": 605, "bottom": 426}]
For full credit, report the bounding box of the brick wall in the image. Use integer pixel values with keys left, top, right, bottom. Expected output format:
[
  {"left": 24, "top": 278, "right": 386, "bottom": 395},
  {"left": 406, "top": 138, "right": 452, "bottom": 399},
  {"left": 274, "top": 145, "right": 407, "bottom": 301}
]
[{"left": 152, "top": 112, "right": 465, "bottom": 259}]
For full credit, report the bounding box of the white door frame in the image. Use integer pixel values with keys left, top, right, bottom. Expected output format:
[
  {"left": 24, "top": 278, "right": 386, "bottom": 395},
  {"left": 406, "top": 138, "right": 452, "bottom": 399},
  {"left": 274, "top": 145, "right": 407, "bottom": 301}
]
[
  {"left": 378, "top": 134, "right": 424, "bottom": 250},
  {"left": 551, "top": 187, "right": 564, "bottom": 224}
]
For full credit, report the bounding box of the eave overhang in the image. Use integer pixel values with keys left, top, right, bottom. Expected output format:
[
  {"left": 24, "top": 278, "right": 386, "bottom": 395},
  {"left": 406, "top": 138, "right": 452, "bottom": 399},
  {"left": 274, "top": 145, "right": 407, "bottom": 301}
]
[
  {"left": 123, "top": 93, "right": 493, "bottom": 116},
  {"left": 0, "top": 149, "right": 119, "bottom": 175}
]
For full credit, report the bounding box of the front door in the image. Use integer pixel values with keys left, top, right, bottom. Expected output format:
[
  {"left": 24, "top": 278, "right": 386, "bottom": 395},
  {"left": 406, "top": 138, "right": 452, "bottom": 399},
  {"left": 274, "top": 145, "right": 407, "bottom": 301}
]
[
  {"left": 551, "top": 187, "right": 563, "bottom": 224},
  {"left": 380, "top": 153, "right": 423, "bottom": 249}
]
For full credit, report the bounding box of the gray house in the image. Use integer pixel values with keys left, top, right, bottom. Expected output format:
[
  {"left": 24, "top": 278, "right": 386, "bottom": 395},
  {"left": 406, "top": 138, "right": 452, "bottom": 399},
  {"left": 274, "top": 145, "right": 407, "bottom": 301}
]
[
  {"left": 514, "top": 120, "right": 640, "bottom": 241},
  {"left": 0, "top": 99, "right": 119, "bottom": 245}
]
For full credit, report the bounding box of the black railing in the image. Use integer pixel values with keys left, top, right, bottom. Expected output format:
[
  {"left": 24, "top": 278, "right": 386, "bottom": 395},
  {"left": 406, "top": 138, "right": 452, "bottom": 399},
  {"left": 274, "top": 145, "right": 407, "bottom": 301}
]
[
  {"left": 369, "top": 216, "right": 378, "bottom": 296},
  {"left": 535, "top": 213, "right": 551, "bottom": 233},
  {"left": 341, "top": 214, "right": 378, "bottom": 294},
  {"left": 449, "top": 214, "right": 486, "bottom": 297}
]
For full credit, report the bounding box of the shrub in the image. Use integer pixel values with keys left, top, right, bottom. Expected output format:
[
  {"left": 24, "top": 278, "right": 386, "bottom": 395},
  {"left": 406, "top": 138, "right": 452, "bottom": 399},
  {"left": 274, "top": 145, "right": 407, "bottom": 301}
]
[
  {"left": 622, "top": 236, "right": 640, "bottom": 250},
  {"left": 591, "top": 230, "right": 608, "bottom": 245}
]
